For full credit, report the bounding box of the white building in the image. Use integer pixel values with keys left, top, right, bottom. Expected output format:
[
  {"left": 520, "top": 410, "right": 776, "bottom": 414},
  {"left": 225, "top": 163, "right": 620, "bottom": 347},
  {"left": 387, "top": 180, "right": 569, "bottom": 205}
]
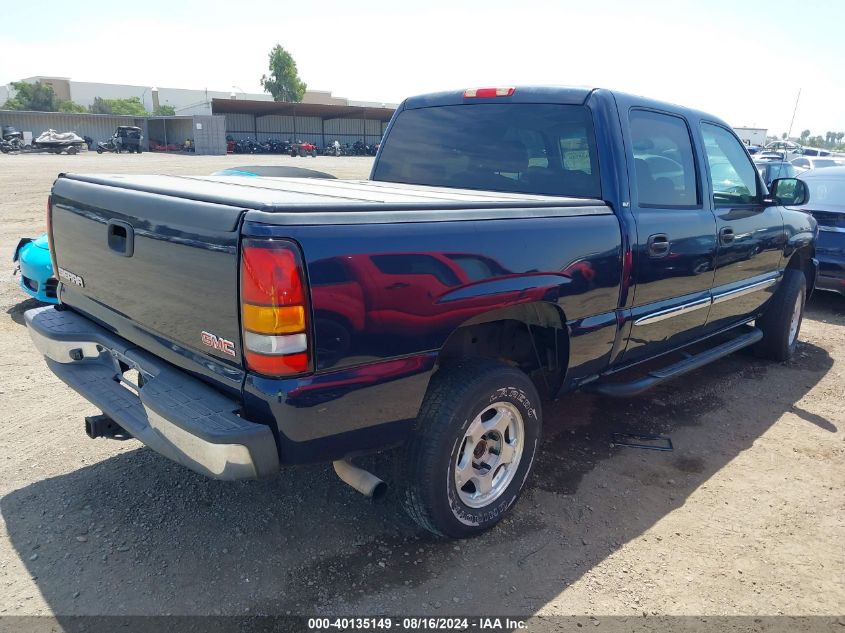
[
  {"left": 7, "top": 77, "right": 392, "bottom": 115},
  {"left": 734, "top": 126, "right": 768, "bottom": 147}
]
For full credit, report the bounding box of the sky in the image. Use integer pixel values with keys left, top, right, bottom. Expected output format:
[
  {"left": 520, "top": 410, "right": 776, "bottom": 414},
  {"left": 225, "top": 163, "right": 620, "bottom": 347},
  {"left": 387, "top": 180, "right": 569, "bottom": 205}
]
[{"left": 2, "top": 0, "right": 843, "bottom": 135}]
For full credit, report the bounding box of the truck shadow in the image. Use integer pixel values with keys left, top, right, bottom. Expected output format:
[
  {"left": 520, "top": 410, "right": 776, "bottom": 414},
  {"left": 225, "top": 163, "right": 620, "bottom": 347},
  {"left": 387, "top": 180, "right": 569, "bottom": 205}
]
[
  {"left": 6, "top": 297, "right": 44, "bottom": 326},
  {"left": 0, "top": 302, "right": 838, "bottom": 617}
]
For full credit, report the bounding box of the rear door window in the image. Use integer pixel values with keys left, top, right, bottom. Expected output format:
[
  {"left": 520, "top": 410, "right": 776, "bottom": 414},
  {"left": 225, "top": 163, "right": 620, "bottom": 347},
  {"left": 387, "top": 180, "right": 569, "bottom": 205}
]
[
  {"left": 629, "top": 110, "right": 699, "bottom": 208},
  {"left": 373, "top": 104, "right": 601, "bottom": 199}
]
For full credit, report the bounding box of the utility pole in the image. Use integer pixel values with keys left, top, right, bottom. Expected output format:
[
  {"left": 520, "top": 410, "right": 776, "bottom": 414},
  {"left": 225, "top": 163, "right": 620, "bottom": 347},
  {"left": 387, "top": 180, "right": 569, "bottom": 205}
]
[{"left": 786, "top": 88, "right": 801, "bottom": 140}]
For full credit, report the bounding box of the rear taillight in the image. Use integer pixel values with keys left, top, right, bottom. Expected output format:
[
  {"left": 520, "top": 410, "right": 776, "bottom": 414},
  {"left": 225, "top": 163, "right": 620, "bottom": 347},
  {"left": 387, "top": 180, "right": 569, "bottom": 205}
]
[
  {"left": 240, "top": 238, "right": 311, "bottom": 376},
  {"left": 46, "top": 195, "right": 60, "bottom": 291}
]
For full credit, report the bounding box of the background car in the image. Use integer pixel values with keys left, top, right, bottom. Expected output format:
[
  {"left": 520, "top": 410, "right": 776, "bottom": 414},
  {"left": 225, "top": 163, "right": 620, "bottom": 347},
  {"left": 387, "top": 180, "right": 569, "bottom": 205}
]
[
  {"left": 790, "top": 156, "right": 845, "bottom": 173},
  {"left": 801, "top": 147, "right": 832, "bottom": 157},
  {"left": 12, "top": 234, "right": 58, "bottom": 304},
  {"left": 756, "top": 150, "right": 787, "bottom": 161},
  {"left": 766, "top": 140, "right": 802, "bottom": 152},
  {"left": 791, "top": 166, "right": 845, "bottom": 295},
  {"left": 755, "top": 160, "right": 796, "bottom": 187}
]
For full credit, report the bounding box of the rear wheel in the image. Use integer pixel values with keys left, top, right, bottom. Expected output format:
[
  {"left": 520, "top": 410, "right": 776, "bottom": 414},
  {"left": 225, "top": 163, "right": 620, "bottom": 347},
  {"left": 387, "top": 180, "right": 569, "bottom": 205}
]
[
  {"left": 401, "top": 358, "right": 542, "bottom": 538},
  {"left": 755, "top": 268, "right": 806, "bottom": 361}
]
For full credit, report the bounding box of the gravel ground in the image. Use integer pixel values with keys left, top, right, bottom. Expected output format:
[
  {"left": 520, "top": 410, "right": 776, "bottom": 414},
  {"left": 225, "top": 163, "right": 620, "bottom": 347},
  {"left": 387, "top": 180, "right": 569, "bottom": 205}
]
[{"left": 0, "top": 152, "right": 843, "bottom": 621}]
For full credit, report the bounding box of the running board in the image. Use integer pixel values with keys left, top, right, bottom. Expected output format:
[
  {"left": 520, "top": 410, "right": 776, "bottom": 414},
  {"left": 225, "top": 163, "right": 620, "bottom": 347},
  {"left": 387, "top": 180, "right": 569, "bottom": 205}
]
[{"left": 584, "top": 327, "right": 763, "bottom": 397}]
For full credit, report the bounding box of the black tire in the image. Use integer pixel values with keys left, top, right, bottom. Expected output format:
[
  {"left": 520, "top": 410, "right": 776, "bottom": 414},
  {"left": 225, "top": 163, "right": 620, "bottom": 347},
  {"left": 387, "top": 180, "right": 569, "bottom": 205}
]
[
  {"left": 755, "top": 268, "right": 806, "bottom": 362},
  {"left": 96, "top": 148, "right": 103, "bottom": 154},
  {"left": 401, "top": 358, "right": 542, "bottom": 538}
]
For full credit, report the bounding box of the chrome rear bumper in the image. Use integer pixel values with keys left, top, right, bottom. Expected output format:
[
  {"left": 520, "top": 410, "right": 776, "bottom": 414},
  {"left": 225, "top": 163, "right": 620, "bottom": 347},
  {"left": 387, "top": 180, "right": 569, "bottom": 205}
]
[{"left": 26, "top": 306, "right": 279, "bottom": 480}]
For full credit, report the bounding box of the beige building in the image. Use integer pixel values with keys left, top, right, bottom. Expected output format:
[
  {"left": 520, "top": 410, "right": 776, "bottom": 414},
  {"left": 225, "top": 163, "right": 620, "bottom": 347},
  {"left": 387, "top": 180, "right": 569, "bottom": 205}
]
[{"left": 7, "top": 76, "right": 394, "bottom": 115}]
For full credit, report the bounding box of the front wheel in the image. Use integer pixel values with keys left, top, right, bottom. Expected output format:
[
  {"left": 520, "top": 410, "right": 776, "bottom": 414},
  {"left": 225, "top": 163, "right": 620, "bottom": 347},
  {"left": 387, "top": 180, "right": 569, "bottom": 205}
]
[
  {"left": 401, "top": 358, "right": 542, "bottom": 538},
  {"left": 755, "top": 268, "right": 806, "bottom": 362}
]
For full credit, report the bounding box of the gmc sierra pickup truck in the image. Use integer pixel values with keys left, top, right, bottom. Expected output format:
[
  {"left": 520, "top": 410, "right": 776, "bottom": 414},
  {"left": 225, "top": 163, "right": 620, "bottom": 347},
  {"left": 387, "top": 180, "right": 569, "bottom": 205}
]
[{"left": 26, "top": 86, "right": 818, "bottom": 538}]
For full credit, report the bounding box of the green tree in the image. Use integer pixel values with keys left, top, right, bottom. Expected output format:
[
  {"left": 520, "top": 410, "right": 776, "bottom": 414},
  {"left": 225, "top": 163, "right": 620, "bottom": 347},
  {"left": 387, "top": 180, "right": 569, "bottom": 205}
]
[
  {"left": 2, "top": 80, "right": 59, "bottom": 111},
  {"left": 57, "top": 99, "right": 87, "bottom": 113},
  {"left": 152, "top": 104, "right": 176, "bottom": 116},
  {"left": 781, "top": 132, "right": 788, "bottom": 140},
  {"left": 799, "top": 129, "right": 811, "bottom": 142},
  {"left": 88, "top": 96, "right": 147, "bottom": 116},
  {"left": 260, "top": 44, "right": 307, "bottom": 102},
  {"left": 88, "top": 96, "right": 112, "bottom": 114}
]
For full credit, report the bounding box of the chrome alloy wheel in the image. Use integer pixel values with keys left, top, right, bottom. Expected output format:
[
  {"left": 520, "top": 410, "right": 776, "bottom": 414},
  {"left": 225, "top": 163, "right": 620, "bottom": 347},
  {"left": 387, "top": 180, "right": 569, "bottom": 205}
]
[
  {"left": 788, "top": 291, "right": 803, "bottom": 345},
  {"left": 454, "top": 401, "right": 524, "bottom": 508}
]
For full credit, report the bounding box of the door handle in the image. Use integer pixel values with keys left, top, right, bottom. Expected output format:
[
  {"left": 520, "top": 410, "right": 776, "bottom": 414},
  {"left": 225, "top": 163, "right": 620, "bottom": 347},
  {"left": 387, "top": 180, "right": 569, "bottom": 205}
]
[
  {"left": 647, "top": 233, "right": 670, "bottom": 258},
  {"left": 719, "top": 227, "right": 735, "bottom": 245},
  {"left": 385, "top": 282, "right": 410, "bottom": 290},
  {"left": 107, "top": 220, "right": 134, "bottom": 257}
]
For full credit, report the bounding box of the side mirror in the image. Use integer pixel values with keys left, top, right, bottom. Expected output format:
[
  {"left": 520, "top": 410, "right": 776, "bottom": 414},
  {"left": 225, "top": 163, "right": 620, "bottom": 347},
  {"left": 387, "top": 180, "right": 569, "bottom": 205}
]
[{"left": 769, "top": 178, "right": 809, "bottom": 206}]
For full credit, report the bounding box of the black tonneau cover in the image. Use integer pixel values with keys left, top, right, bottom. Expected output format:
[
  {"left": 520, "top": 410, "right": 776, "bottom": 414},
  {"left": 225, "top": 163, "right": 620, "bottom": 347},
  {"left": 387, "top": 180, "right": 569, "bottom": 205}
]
[{"left": 61, "top": 174, "right": 606, "bottom": 212}]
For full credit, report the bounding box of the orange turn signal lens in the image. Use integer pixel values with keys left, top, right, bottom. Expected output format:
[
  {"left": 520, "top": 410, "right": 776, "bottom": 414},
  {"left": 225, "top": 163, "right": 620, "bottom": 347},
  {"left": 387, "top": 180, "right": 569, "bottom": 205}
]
[{"left": 242, "top": 304, "right": 305, "bottom": 334}]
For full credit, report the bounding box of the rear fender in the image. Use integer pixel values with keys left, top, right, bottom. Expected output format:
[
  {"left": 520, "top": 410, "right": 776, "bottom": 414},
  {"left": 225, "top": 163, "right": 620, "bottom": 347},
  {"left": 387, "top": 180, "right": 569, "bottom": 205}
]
[{"left": 436, "top": 301, "right": 569, "bottom": 396}]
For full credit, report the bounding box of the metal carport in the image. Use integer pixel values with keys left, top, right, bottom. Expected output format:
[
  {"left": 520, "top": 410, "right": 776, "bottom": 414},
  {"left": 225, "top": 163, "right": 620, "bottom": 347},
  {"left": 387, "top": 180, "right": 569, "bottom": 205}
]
[{"left": 211, "top": 99, "right": 395, "bottom": 148}]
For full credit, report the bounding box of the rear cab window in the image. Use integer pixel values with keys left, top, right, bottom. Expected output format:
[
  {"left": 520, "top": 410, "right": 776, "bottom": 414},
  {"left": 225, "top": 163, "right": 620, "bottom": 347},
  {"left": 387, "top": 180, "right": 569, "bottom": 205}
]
[
  {"left": 372, "top": 104, "right": 601, "bottom": 199},
  {"left": 629, "top": 109, "right": 700, "bottom": 208}
]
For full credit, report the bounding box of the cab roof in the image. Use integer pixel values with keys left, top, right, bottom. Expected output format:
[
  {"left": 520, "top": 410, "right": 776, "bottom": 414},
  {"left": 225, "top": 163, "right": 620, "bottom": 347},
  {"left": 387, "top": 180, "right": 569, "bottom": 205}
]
[{"left": 400, "top": 86, "right": 731, "bottom": 130}]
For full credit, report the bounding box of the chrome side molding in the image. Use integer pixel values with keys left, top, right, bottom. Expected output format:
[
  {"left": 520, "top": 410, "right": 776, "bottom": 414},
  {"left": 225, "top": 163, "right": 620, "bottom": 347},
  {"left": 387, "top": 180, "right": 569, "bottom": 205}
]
[
  {"left": 633, "top": 297, "right": 711, "bottom": 326},
  {"left": 711, "top": 277, "right": 778, "bottom": 305},
  {"left": 634, "top": 274, "right": 779, "bottom": 327}
]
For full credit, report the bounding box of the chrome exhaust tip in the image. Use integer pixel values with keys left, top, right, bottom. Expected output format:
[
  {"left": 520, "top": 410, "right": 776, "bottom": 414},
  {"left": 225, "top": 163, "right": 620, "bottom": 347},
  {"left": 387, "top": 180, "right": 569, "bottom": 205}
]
[{"left": 332, "top": 459, "right": 387, "bottom": 501}]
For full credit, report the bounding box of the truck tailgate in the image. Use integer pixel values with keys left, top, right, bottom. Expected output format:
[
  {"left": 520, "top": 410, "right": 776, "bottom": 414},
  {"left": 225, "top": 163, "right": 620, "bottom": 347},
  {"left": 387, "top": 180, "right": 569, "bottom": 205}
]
[{"left": 50, "top": 175, "right": 247, "bottom": 388}]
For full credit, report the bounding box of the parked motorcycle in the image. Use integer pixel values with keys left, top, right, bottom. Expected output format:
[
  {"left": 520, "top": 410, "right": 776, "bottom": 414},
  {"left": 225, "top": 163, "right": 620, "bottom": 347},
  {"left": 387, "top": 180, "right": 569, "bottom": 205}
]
[
  {"left": 234, "top": 138, "right": 262, "bottom": 154},
  {"left": 323, "top": 140, "right": 342, "bottom": 156},
  {"left": 267, "top": 138, "right": 292, "bottom": 154},
  {"left": 1, "top": 125, "right": 27, "bottom": 151},
  {"left": 352, "top": 140, "right": 368, "bottom": 156}
]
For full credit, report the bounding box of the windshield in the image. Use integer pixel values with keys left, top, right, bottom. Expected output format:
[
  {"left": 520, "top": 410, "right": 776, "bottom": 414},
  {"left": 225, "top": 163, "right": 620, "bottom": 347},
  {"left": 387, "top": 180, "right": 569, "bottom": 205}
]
[{"left": 373, "top": 104, "right": 601, "bottom": 199}]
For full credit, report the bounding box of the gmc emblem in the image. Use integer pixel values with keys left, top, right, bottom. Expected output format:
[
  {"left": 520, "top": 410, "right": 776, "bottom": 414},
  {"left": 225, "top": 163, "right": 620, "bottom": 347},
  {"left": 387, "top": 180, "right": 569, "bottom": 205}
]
[{"left": 201, "top": 331, "right": 236, "bottom": 357}]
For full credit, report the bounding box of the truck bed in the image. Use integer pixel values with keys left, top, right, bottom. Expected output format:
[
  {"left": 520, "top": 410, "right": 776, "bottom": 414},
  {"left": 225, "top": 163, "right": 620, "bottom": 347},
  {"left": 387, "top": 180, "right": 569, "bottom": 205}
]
[{"left": 48, "top": 172, "right": 616, "bottom": 402}]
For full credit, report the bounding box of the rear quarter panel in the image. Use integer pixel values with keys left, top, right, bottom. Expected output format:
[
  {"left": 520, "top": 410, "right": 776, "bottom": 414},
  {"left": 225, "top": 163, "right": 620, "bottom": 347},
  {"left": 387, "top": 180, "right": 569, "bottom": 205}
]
[
  {"left": 282, "top": 214, "right": 622, "bottom": 371},
  {"left": 241, "top": 211, "right": 623, "bottom": 460}
]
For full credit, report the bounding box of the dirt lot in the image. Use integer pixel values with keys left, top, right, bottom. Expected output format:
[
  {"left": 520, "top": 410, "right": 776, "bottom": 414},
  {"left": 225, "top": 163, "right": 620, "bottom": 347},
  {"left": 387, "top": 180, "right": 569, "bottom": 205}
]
[{"left": 0, "top": 152, "right": 843, "bottom": 622}]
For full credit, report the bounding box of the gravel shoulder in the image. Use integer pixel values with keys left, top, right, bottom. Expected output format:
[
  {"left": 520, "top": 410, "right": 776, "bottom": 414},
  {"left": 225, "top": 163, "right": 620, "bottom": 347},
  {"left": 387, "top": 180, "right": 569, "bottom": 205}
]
[{"left": 0, "top": 152, "right": 843, "bottom": 618}]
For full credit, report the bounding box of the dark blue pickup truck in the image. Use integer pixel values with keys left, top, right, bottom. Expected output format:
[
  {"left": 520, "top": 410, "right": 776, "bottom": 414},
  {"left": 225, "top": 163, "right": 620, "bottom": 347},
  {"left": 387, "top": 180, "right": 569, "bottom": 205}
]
[{"left": 26, "top": 86, "right": 817, "bottom": 538}]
